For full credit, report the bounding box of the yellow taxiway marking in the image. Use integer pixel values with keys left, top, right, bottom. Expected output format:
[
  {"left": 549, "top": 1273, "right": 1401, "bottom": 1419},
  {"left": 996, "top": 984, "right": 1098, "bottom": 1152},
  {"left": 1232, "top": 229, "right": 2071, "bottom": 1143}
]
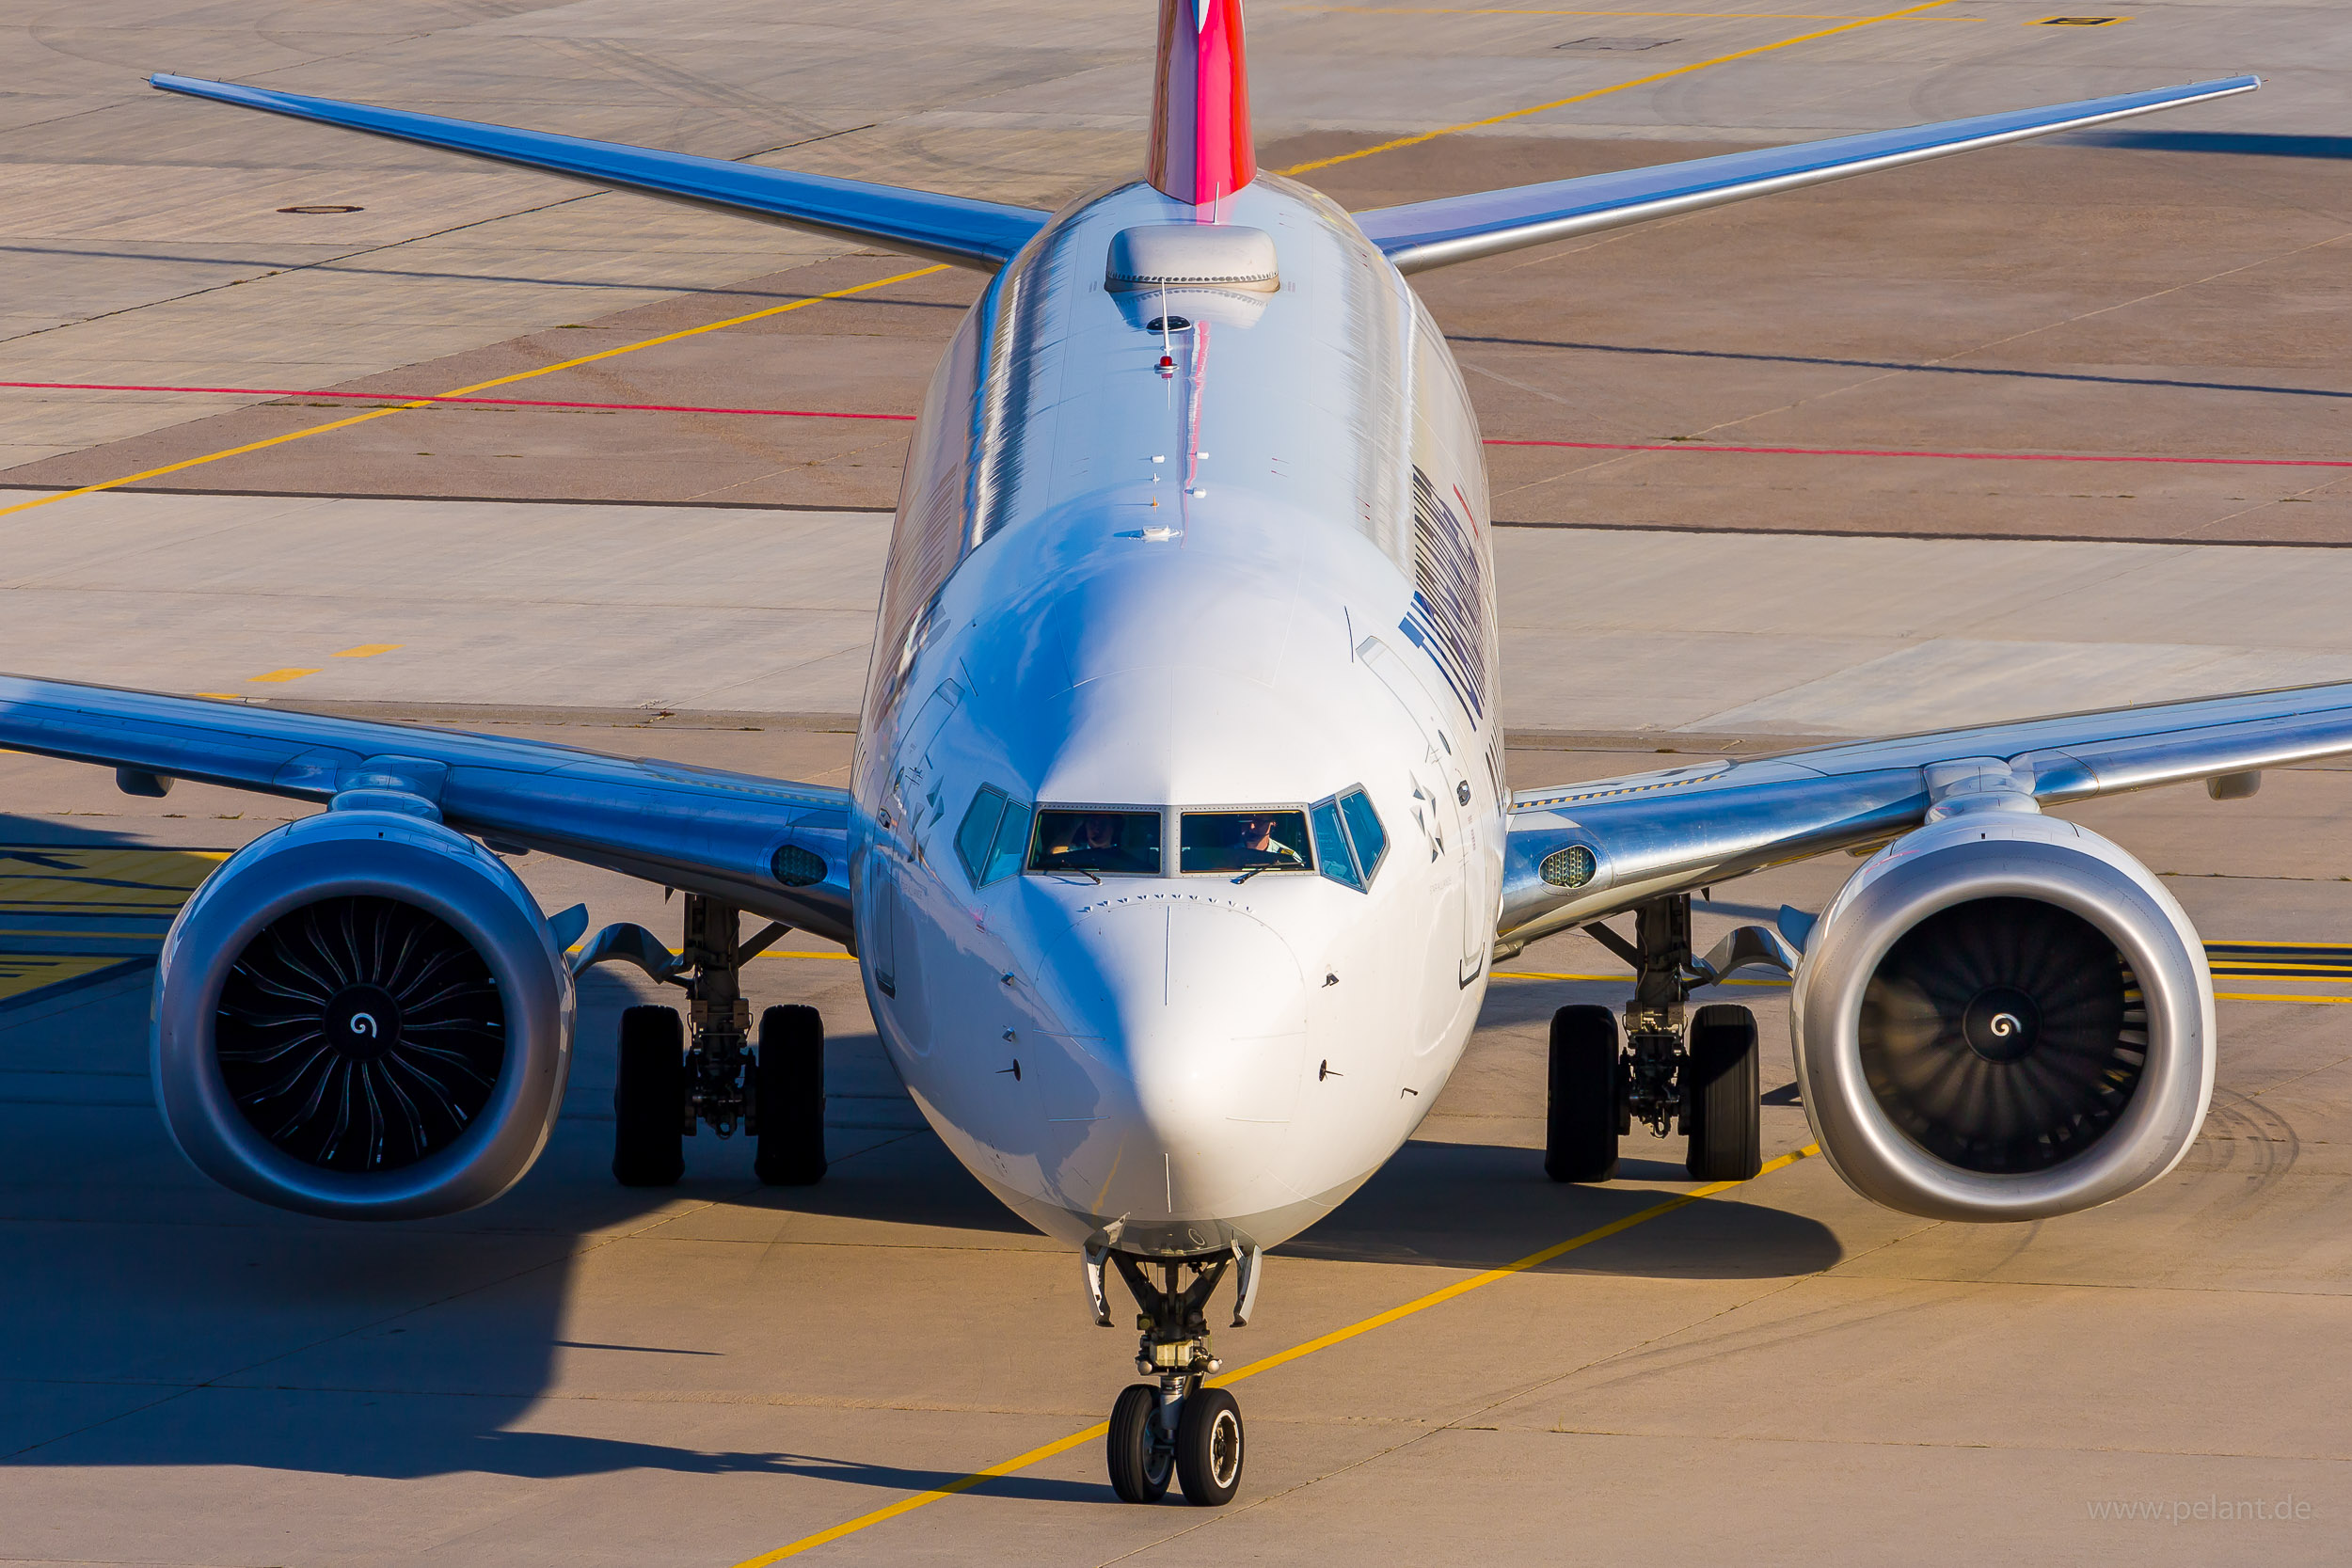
[
  {"left": 1296, "top": 4, "right": 1978, "bottom": 17},
  {"left": 1499, "top": 968, "right": 1786, "bottom": 987},
  {"left": 2217, "top": 992, "right": 2352, "bottom": 1006},
  {"left": 246, "top": 668, "right": 319, "bottom": 684},
  {"left": 750, "top": 951, "right": 2352, "bottom": 1002},
  {"left": 0, "top": 953, "right": 133, "bottom": 1004},
  {"left": 0, "top": 263, "right": 949, "bottom": 520},
  {"left": 334, "top": 643, "right": 404, "bottom": 658},
  {"left": 0, "top": 847, "right": 230, "bottom": 909},
  {"left": 0, "top": 927, "right": 185, "bottom": 940},
  {"left": 1497, "top": 970, "right": 2352, "bottom": 1004},
  {"left": 1278, "top": 0, "right": 1950, "bottom": 175},
  {"left": 729, "top": 1144, "right": 1820, "bottom": 1565}
]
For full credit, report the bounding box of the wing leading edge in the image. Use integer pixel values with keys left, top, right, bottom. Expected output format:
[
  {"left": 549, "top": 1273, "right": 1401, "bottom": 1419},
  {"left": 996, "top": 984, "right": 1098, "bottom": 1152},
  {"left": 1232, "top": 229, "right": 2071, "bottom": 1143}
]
[
  {"left": 0, "top": 675, "right": 853, "bottom": 946},
  {"left": 151, "top": 73, "right": 1049, "bottom": 272},
  {"left": 1501, "top": 679, "right": 2352, "bottom": 951},
  {"left": 1357, "top": 75, "right": 2260, "bottom": 273}
]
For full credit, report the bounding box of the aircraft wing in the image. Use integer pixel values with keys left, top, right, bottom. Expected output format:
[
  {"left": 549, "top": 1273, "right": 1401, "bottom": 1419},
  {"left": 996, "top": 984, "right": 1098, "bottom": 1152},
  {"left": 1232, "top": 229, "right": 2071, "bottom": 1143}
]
[
  {"left": 0, "top": 675, "right": 853, "bottom": 946},
  {"left": 1500, "top": 680, "right": 2352, "bottom": 950},
  {"left": 1356, "top": 75, "right": 2260, "bottom": 274},
  {"left": 150, "top": 73, "right": 1049, "bottom": 271}
]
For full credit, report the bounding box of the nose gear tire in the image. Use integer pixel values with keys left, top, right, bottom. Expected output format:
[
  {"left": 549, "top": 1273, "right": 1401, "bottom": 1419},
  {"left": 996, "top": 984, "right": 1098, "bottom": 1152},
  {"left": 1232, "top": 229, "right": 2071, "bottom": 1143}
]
[
  {"left": 612, "top": 1005, "right": 686, "bottom": 1187},
  {"left": 1545, "top": 1004, "right": 1622, "bottom": 1182},
  {"left": 753, "top": 1005, "right": 827, "bottom": 1185},
  {"left": 1684, "top": 1003, "right": 1761, "bottom": 1180},
  {"left": 1176, "top": 1386, "right": 1244, "bottom": 1505},
  {"left": 1107, "top": 1384, "right": 1174, "bottom": 1502}
]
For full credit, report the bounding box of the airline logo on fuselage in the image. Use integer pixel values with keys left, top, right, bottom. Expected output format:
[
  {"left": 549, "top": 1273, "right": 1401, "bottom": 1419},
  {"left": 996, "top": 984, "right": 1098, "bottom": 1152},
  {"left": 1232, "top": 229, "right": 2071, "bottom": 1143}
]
[{"left": 1399, "top": 467, "right": 1489, "bottom": 724}]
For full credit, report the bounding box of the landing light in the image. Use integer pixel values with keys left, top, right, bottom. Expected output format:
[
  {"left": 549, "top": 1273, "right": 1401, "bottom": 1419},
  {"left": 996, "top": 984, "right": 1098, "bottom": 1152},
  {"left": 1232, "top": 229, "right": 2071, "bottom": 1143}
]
[{"left": 1541, "top": 845, "right": 1597, "bottom": 889}]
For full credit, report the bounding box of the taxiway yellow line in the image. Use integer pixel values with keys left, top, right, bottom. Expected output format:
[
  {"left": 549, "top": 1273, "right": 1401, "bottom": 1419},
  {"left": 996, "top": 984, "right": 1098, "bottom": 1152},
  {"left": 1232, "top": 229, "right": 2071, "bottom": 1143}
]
[
  {"left": 739, "top": 953, "right": 2352, "bottom": 1003},
  {"left": 1296, "top": 5, "right": 1975, "bottom": 16},
  {"left": 2216, "top": 992, "right": 2352, "bottom": 1006},
  {"left": 1277, "top": 0, "right": 1951, "bottom": 176},
  {"left": 1498, "top": 968, "right": 1786, "bottom": 987},
  {"left": 727, "top": 1144, "right": 1819, "bottom": 1565},
  {"left": 0, "top": 263, "right": 948, "bottom": 520}
]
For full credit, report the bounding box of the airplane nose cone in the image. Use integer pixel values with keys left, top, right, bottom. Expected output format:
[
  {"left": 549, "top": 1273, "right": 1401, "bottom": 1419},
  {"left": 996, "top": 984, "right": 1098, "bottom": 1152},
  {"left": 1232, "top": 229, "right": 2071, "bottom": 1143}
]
[{"left": 1044, "top": 896, "right": 1310, "bottom": 1216}]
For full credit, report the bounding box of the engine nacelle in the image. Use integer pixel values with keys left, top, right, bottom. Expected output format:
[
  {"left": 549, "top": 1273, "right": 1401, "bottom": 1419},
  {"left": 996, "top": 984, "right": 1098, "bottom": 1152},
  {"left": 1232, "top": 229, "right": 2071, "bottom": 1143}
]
[
  {"left": 1790, "top": 811, "right": 2214, "bottom": 1222},
  {"left": 154, "top": 810, "right": 575, "bottom": 1220}
]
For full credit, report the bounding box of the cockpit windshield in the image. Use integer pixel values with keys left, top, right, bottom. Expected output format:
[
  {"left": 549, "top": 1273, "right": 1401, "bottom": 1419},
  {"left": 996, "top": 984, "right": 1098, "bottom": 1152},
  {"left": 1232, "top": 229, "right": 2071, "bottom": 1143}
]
[
  {"left": 1180, "top": 810, "right": 1312, "bottom": 875},
  {"left": 1028, "top": 809, "right": 1163, "bottom": 876}
]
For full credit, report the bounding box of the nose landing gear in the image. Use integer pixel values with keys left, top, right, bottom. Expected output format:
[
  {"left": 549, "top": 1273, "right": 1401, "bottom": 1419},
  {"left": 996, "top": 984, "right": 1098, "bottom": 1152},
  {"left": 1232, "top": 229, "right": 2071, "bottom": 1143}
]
[{"left": 1102, "top": 1252, "right": 1246, "bottom": 1506}]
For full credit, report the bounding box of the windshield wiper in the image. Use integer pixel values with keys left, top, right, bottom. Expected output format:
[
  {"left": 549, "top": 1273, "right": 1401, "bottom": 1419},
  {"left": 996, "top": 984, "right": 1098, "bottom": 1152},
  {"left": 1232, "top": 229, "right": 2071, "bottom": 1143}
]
[
  {"left": 1060, "top": 867, "right": 1103, "bottom": 884},
  {"left": 1232, "top": 865, "right": 1269, "bottom": 883}
]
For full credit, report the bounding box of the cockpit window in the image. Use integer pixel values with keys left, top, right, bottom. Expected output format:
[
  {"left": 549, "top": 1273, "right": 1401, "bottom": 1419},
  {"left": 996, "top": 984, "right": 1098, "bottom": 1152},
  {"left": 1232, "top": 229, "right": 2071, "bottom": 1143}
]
[
  {"left": 1337, "top": 787, "right": 1387, "bottom": 878},
  {"left": 1180, "top": 810, "right": 1311, "bottom": 875},
  {"left": 1311, "top": 786, "right": 1388, "bottom": 892},
  {"left": 955, "top": 785, "right": 1033, "bottom": 888},
  {"left": 1029, "top": 809, "right": 1163, "bottom": 876},
  {"left": 1310, "top": 800, "right": 1359, "bottom": 890}
]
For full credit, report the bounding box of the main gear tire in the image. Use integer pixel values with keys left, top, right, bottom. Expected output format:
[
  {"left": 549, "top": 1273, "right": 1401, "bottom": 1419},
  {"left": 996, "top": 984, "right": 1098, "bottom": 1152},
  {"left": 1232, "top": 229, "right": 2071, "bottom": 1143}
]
[
  {"left": 1545, "top": 1004, "right": 1622, "bottom": 1182},
  {"left": 612, "top": 1005, "right": 685, "bottom": 1187},
  {"left": 753, "top": 1004, "right": 827, "bottom": 1185},
  {"left": 1685, "top": 1002, "right": 1762, "bottom": 1181}
]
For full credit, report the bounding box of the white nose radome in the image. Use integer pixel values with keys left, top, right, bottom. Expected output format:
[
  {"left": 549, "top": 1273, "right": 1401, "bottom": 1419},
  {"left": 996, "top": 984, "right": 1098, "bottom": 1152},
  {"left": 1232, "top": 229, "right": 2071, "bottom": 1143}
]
[{"left": 1043, "top": 897, "right": 1310, "bottom": 1217}]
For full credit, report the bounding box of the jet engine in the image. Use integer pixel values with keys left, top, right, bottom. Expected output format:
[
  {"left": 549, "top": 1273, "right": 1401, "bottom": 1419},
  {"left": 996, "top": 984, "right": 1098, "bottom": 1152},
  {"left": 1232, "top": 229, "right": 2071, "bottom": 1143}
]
[
  {"left": 153, "top": 809, "right": 575, "bottom": 1220},
  {"left": 1789, "top": 809, "right": 2214, "bottom": 1222}
]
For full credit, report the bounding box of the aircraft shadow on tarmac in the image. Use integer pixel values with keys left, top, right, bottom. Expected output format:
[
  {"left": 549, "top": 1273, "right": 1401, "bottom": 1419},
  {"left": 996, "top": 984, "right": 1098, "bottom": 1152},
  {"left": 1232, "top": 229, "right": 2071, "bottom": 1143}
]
[
  {"left": 3, "top": 836, "right": 1834, "bottom": 1483},
  {"left": 2062, "top": 129, "right": 2352, "bottom": 160}
]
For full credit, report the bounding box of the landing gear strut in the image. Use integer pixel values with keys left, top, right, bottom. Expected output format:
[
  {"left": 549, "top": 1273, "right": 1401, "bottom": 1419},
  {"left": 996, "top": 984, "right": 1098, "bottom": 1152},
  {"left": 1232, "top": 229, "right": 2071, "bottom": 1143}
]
[
  {"left": 610, "top": 893, "right": 826, "bottom": 1187},
  {"left": 1103, "top": 1253, "right": 1245, "bottom": 1506},
  {"left": 1547, "top": 893, "right": 1761, "bottom": 1183}
]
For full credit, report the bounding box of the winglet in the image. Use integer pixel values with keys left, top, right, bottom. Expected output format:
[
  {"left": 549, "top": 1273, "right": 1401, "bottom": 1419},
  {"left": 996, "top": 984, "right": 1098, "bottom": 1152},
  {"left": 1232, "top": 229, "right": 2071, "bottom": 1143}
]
[{"left": 1148, "top": 0, "right": 1256, "bottom": 209}]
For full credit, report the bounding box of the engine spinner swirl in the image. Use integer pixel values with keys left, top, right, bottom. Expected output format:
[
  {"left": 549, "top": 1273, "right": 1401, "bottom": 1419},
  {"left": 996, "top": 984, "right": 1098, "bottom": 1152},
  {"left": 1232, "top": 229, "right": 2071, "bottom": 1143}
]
[{"left": 215, "top": 895, "right": 505, "bottom": 1173}]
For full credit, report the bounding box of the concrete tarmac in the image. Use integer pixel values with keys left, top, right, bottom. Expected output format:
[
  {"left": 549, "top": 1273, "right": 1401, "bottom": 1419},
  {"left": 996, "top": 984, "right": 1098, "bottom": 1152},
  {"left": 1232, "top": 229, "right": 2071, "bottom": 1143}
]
[{"left": 6, "top": 1, "right": 2352, "bottom": 1563}]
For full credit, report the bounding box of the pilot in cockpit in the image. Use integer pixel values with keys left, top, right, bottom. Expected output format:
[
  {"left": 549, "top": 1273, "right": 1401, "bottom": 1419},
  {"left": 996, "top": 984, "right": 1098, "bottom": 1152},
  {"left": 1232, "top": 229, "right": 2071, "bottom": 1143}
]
[
  {"left": 1230, "top": 814, "right": 1303, "bottom": 868},
  {"left": 1043, "top": 813, "right": 1155, "bottom": 875}
]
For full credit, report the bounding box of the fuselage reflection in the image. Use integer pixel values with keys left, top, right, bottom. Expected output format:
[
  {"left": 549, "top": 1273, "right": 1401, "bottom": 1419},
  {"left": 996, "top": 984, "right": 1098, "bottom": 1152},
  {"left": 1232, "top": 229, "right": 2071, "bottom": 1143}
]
[{"left": 850, "top": 175, "right": 1506, "bottom": 1258}]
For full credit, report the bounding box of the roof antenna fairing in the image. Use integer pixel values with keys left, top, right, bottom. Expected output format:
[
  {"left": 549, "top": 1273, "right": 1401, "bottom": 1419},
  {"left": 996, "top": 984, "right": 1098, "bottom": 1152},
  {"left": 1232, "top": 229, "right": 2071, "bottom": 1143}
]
[{"left": 1147, "top": 0, "right": 1256, "bottom": 209}]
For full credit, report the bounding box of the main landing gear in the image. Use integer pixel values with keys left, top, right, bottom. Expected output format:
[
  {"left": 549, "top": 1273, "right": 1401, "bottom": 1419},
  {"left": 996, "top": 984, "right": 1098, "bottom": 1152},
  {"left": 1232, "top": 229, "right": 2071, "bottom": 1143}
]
[
  {"left": 1098, "top": 1250, "right": 1250, "bottom": 1506},
  {"left": 610, "top": 893, "right": 827, "bottom": 1187},
  {"left": 1547, "top": 893, "right": 1762, "bottom": 1184}
]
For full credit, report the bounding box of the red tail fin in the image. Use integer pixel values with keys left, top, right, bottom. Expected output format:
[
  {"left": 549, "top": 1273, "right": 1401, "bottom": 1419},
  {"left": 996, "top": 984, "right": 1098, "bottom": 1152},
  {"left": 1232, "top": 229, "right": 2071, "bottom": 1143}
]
[{"left": 1148, "top": 0, "right": 1256, "bottom": 209}]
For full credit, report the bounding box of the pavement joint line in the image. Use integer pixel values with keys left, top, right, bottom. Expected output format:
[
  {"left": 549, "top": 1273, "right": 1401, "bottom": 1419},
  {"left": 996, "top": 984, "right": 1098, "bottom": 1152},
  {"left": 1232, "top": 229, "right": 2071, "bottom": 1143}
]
[
  {"left": 0, "top": 1176, "right": 746, "bottom": 1464},
  {"left": 1293, "top": 5, "right": 1976, "bottom": 16},
  {"left": 1675, "top": 228, "right": 2352, "bottom": 454},
  {"left": 0, "top": 262, "right": 948, "bottom": 521},
  {"left": 1274, "top": 0, "right": 1950, "bottom": 176},
  {"left": 724, "top": 1144, "right": 1819, "bottom": 1566},
  {"left": 13, "top": 388, "right": 2346, "bottom": 469},
  {"left": 1485, "top": 437, "right": 2352, "bottom": 469},
  {"left": 0, "top": 381, "right": 925, "bottom": 422}
]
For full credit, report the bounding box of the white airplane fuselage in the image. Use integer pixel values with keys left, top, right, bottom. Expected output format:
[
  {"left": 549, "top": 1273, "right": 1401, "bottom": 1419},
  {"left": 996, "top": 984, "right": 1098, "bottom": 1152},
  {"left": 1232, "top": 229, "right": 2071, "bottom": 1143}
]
[{"left": 849, "top": 174, "right": 1506, "bottom": 1258}]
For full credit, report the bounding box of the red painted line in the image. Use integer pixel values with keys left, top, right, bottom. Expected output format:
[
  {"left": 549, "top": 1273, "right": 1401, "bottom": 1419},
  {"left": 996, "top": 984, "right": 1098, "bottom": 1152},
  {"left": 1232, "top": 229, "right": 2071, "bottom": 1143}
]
[
  {"left": 8, "top": 381, "right": 2347, "bottom": 467},
  {"left": 0, "top": 380, "right": 917, "bottom": 422},
  {"left": 1485, "top": 437, "right": 2352, "bottom": 469}
]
